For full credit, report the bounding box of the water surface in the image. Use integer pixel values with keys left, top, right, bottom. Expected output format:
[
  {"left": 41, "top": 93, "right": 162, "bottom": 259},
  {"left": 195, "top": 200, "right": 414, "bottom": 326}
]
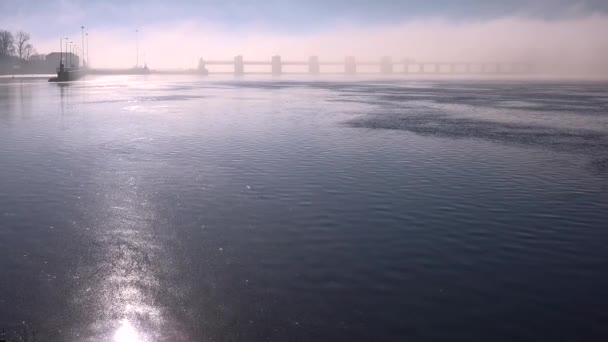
[{"left": 1, "top": 76, "right": 607, "bottom": 341}]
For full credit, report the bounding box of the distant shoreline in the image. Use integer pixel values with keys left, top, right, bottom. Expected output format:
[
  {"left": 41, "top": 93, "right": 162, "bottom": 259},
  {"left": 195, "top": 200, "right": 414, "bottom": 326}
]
[{"left": 2, "top": 74, "right": 608, "bottom": 82}]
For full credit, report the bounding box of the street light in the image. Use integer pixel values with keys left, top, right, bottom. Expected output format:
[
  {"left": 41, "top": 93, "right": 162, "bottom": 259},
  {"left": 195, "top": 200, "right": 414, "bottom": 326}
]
[
  {"left": 64, "top": 38, "right": 69, "bottom": 67},
  {"left": 67, "top": 42, "right": 71, "bottom": 68},
  {"left": 85, "top": 32, "right": 89, "bottom": 67},
  {"left": 81, "top": 26, "right": 85, "bottom": 67},
  {"left": 136, "top": 29, "right": 139, "bottom": 68},
  {"left": 70, "top": 42, "right": 74, "bottom": 67},
  {"left": 73, "top": 47, "right": 79, "bottom": 68}
]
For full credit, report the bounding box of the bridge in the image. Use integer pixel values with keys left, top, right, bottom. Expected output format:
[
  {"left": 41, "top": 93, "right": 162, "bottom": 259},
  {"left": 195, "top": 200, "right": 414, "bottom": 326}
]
[
  {"left": 83, "top": 56, "right": 533, "bottom": 76},
  {"left": 196, "top": 56, "right": 533, "bottom": 75}
]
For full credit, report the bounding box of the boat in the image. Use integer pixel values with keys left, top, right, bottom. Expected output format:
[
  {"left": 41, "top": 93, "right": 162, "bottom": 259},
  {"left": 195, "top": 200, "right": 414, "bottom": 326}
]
[{"left": 49, "top": 63, "right": 86, "bottom": 82}]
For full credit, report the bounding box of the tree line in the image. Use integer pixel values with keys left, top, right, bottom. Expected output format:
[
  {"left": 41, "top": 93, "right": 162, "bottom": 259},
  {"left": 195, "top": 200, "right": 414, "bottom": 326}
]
[{"left": 0, "top": 30, "right": 37, "bottom": 61}]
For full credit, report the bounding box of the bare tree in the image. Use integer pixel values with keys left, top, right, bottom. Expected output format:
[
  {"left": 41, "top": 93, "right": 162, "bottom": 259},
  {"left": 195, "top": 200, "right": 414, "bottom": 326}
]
[
  {"left": 15, "top": 31, "right": 31, "bottom": 60},
  {"left": 0, "top": 30, "right": 15, "bottom": 57},
  {"left": 23, "top": 44, "right": 36, "bottom": 60}
]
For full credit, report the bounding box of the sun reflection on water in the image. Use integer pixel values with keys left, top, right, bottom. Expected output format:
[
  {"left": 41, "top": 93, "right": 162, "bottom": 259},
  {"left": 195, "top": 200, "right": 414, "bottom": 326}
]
[{"left": 114, "top": 320, "right": 141, "bottom": 342}]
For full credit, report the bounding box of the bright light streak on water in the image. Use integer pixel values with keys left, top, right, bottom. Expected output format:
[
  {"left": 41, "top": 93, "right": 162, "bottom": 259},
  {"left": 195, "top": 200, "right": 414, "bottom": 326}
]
[{"left": 114, "top": 320, "right": 140, "bottom": 342}]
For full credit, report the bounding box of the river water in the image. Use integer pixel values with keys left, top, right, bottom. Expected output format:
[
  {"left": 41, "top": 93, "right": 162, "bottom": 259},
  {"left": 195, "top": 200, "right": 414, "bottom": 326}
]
[{"left": 1, "top": 76, "right": 607, "bottom": 341}]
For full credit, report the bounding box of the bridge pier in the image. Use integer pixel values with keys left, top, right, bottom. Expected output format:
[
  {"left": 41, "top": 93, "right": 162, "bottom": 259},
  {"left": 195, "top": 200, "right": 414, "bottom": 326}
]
[
  {"left": 234, "top": 55, "right": 244, "bottom": 76},
  {"left": 345, "top": 56, "right": 356, "bottom": 75},
  {"left": 381, "top": 56, "right": 393, "bottom": 74},
  {"left": 402, "top": 61, "right": 410, "bottom": 74},
  {"left": 272, "top": 55, "right": 282, "bottom": 75},
  {"left": 198, "top": 58, "right": 208, "bottom": 75},
  {"left": 189, "top": 56, "right": 530, "bottom": 76},
  {"left": 308, "top": 56, "right": 320, "bottom": 74}
]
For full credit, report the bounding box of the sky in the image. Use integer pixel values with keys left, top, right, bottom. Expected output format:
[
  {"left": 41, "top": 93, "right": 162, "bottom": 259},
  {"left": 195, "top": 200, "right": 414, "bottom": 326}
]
[{"left": 2, "top": 0, "right": 608, "bottom": 74}]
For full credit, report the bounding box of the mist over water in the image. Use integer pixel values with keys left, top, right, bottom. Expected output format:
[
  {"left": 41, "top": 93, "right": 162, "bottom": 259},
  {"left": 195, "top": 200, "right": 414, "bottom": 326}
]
[
  {"left": 44, "top": 15, "right": 608, "bottom": 77},
  {"left": 3, "top": 1, "right": 608, "bottom": 76},
  {"left": 1, "top": 75, "right": 607, "bottom": 341}
]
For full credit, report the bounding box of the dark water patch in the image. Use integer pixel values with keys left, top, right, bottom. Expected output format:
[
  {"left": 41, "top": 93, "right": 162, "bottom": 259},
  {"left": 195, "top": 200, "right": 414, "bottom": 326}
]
[
  {"left": 347, "top": 112, "right": 608, "bottom": 155},
  {"left": 224, "top": 80, "right": 608, "bottom": 115},
  {"left": 373, "top": 86, "right": 608, "bottom": 114}
]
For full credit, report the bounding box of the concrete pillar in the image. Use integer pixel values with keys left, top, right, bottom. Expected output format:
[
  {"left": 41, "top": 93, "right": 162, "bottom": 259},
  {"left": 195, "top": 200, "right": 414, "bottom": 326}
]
[
  {"left": 402, "top": 58, "right": 411, "bottom": 73},
  {"left": 198, "top": 58, "right": 208, "bottom": 75},
  {"left": 381, "top": 56, "right": 393, "bottom": 74},
  {"left": 345, "top": 56, "right": 356, "bottom": 75},
  {"left": 234, "top": 55, "right": 244, "bottom": 75},
  {"left": 272, "top": 55, "right": 282, "bottom": 75},
  {"left": 308, "top": 56, "right": 320, "bottom": 74}
]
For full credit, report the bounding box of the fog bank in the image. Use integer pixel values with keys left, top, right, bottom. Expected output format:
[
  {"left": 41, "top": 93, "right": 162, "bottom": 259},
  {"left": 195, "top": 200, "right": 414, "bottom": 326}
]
[{"left": 35, "top": 14, "right": 608, "bottom": 76}]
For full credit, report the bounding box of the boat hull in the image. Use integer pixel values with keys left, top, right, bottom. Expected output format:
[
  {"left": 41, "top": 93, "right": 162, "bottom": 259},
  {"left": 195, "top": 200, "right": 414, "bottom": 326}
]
[{"left": 49, "top": 69, "right": 87, "bottom": 82}]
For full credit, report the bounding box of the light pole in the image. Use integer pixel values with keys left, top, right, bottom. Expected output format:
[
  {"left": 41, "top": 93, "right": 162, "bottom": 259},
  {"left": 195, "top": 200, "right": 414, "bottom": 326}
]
[
  {"left": 86, "top": 32, "right": 89, "bottom": 67},
  {"left": 136, "top": 29, "right": 139, "bottom": 68},
  {"left": 81, "top": 26, "right": 85, "bottom": 67},
  {"left": 74, "top": 47, "right": 79, "bottom": 68},
  {"left": 59, "top": 38, "right": 62, "bottom": 68},
  {"left": 65, "top": 38, "right": 69, "bottom": 68},
  {"left": 70, "top": 42, "right": 74, "bottom": 67}
]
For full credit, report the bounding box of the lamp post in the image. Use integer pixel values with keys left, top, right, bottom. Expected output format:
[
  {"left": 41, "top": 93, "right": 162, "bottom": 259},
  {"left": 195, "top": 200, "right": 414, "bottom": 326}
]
[
  {"left": 70, "top": 42, "right": 74, "bottom": 68},
  {"left": 65, "top": 38, "right": 69, "bottom": 68},
  {"left": 86, "top": 32, "right": 89, "bottom": 67},
  {"left": 81, "top": 26, "right": 85, "bottom": 67},
  {"left": 74, "top": 47, "right": 79, "bottom": 68},
  {"left": 135, "top": 29, "right": 139, "bottom": 68}
]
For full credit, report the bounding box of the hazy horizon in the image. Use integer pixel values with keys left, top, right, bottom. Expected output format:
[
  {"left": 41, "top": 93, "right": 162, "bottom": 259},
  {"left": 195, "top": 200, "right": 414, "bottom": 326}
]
[{"left": 1, "top": 0, "right": 608, "bottom": 76}]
